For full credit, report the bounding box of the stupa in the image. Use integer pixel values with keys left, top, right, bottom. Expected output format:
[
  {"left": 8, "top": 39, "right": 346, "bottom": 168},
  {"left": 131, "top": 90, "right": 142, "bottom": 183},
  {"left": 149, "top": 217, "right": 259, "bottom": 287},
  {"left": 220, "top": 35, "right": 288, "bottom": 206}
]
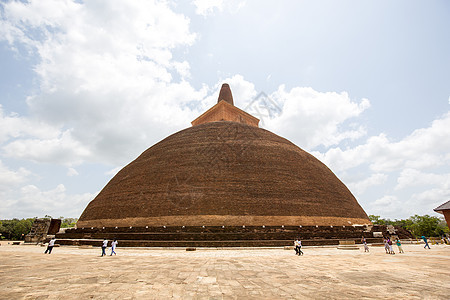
[{"left": 58, "top": 84, "right": 375, "bottom": 247}]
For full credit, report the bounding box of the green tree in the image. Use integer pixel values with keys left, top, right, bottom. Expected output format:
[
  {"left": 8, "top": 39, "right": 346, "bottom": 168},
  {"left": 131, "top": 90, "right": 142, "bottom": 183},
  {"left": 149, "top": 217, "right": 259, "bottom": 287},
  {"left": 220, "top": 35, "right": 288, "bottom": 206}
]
[
  {"left": 370, "top": 214, "right": 449, "bottom": 238},
  {"left": 59, "top": 217, "right": 78, "bottom": 228},
  {"left": 0, "top": 218, "right": 34, "bottom": 240},
  {"left": 368, "top": 215, "right": 391, "bottom": 225},
  {"left": 0, "top": 220, "right": 4, "bottom": 240},
  {"left": 407, "top": 214, "right": 448, "bottom": 237}
]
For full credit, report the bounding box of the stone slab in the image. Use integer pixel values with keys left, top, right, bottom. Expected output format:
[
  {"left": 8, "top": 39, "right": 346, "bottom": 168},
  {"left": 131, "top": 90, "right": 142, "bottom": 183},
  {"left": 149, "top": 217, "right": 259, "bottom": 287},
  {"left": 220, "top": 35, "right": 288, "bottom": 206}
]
[{"left": 0, "top": 243, "right": 449, "bottom": 299}]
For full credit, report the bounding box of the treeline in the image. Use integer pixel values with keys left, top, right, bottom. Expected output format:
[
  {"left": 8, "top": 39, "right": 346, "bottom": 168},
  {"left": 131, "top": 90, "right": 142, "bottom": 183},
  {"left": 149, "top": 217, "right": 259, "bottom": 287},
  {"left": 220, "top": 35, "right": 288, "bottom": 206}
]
[
  {"left": 0, "top": 216, "right": 78, "bottom": 240},
  {"left": 0, "top": 218, "right": 34, "bottom": 240},
  {"left": 60, "top": 217, "right": 78, "bottom": 228},
  {"left": 369, "top": 214, "right": 448, "bottom": 238}
]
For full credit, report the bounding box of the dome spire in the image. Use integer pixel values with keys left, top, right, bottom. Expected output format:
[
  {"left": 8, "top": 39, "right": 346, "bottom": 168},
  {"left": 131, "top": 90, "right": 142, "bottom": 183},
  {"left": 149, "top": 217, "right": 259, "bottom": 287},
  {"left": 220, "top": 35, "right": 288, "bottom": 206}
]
[
  {"left": 192, "top": 83, "right": 259, "bottom": 127},
  {"left": 217, "top": 83, "right": 234, "bottom": 105}
]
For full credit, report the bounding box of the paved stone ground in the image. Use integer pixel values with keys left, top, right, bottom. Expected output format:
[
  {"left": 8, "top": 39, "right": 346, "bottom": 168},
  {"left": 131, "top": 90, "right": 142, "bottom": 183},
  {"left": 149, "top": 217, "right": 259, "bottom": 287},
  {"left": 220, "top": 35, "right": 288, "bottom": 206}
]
[{"left": 0, "top": 242, "right": 449, "bottom": 299}]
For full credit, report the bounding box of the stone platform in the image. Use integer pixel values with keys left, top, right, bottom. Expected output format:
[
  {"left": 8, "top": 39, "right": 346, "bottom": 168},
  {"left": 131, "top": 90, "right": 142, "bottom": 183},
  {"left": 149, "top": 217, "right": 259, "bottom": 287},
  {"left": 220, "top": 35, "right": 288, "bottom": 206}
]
[
  {"left": 53, "top": 225, "right": 402, "bottom": 247},
  {"left": 0, "top": 243, "right": 449, "bottom": 299}
]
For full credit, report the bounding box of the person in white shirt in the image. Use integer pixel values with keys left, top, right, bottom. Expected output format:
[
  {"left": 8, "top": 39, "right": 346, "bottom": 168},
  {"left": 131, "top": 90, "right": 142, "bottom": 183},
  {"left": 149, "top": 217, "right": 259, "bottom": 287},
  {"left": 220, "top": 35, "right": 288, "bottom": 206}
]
[
  {"left": 101, "top": 239, "right": 108, "bottom": 257},
  {"left": 44, "top": 237, "right": 56, "bottom": 254},
  {"left": 294, "top": 238, "right": 303, "bottom": 256},
  {"left": 361, "top": 236, "right": 369, "bottom": 252},
  {"left": 110, "top": 239, "right": 118, "bottom": 256},
  {"left": 297, "top": 239, "right": 303, "bottom": 256}
]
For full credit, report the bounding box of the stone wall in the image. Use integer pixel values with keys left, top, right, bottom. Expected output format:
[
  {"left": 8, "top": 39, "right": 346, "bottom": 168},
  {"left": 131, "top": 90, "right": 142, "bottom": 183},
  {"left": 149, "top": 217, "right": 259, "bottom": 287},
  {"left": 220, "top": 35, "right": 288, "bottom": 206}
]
[
  {"left": 25, "top": 219, "right": 51, "bottom": 243},
  {"left": 25, "top": 218, "right": 61, "bottom": 243},
  {"left": 56, "top": 225, "right": 390, "bottom": 247}
]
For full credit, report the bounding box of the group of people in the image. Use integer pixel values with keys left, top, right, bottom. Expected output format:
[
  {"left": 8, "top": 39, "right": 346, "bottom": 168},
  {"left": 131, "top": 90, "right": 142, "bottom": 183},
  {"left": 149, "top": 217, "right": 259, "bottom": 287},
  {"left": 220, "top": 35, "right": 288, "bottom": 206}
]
[
  {"left": 292, "top": 236, "right": 410, "bottom": 256},
  {"left": 101, "top": 238, "right": 118, "bottom": 256},
  {"left": 383, "top": 237, "right": 404, "bottom": 254},
  {"left": 44, "top": 237, "right": 119, "bottom": 256},
  {"left": 361, "top": 236, "right": 370, "bottom": 252},
  {"left": 420, "top": 235, "right": 450, "bottom": 247},
  {"left": 294, "top": 239, "right": 303, "bottom": 255},
  {"left": 45, "top": 234, "right": 444, "bottom": 256}
]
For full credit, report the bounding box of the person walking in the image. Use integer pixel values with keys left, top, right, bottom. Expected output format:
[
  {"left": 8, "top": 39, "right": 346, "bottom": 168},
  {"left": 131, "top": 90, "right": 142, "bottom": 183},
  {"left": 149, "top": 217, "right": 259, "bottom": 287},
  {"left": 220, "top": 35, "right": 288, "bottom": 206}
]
[
  {"left": 297, "top": 239, "right": 303, "bottom": 256},
  {"left": 294, "top": 239, "right": 299, "bottom": 255},
  {"left": 44, "top": 237, "right": 56, "bottom": 254},
  {"left": 361, "top": 236, "right": 369, "bottom": 252},
  {"left": 384, "top": 238, "right": 389, "bottom": 254},
  {"left": 421, "top": 236, "right": 431, "bottom": 249},
  {"left": 396, "top": 238, "right": 404, "bottom": 253},
  {"left": 110, "top": 239, "right": 118, "bottom": 256},
  {"left": 387, "top": 237, "right": 395, "bottom": 254},
  {"left": 101, "top": 238, "right": 108, "bottom": 256}
]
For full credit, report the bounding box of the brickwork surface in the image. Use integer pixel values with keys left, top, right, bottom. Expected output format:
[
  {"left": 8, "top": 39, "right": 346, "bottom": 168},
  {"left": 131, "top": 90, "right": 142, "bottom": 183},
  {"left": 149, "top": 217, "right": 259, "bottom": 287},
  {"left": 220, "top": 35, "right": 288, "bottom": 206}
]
[
  {"left": 56, "top": 225, "right": 402, "bottom": 247},
  {"left": 191, "top": 101, "right": 259, "bottom": 127},
  {"left": 78, "top": 122, "right": 370, "bottom": 228},
  {"left": 0, "top": 243, "right": 449, "bottom": 299}
]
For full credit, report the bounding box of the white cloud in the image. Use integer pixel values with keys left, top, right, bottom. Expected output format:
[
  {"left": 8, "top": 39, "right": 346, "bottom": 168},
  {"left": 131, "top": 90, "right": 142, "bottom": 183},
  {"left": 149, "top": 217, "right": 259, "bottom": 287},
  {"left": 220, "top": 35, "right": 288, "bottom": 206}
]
[
  {"left": 3, "top": 129, "right": 91, "bottom": 166},
  {"left": 0, "top": 160, "right": 31, "bottom": 188},
  {"left": 368, "top": 188, "right": 450, "bottom": 220},
  {"left": 368, "top": 195, "right": 400, "bottom": 215},
  {"left": 192, "top": 0, "right": 246, "bottom": 16},
  {"left": 0, "top": 160, "right": 92, "bottom": 220},
  {"left": 67, "top": 167, "right": 79, "bottom": 176},
  {"left": 193, "top": 0, "right": 224, "bottom": 16},
  {"left": 410, "top": 188, "right": 450, "bottom": 213},
  {"left": 0, "top": 104, "right": 60, "bottom": 143},
  {"left": 315, "top": 112, "right": 450, "bottom": 174},
  {"left": 347, "top": 173, "right": 388, "bottom": 196},
  {"left": 395, "top": 169, "right": 450, "bottom": 211},
  {"left": 266, "top": 85, "right": 370, "bottom": 149},
  {"left": 312, "top": 111, "right": 450, "bottom": 219},
  {"left": 0, "top": 0, "right": 205, "bottom": 166},
  {"left": 0, "top": 184, "right": 95, "bottom": 219}
]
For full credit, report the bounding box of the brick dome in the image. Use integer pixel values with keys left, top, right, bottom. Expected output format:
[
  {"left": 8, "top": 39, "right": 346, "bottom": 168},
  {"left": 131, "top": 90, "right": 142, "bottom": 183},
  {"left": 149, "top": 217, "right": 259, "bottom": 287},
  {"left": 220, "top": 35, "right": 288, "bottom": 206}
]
[{"left": 77, "top": 121, "right": 370, "bottom": 228}]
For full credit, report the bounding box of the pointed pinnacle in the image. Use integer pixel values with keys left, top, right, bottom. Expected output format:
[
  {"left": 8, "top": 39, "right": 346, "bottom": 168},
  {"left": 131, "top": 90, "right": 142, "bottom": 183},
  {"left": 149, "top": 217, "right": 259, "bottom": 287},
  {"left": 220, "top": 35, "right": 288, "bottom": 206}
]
[{"left": 217, "top": 83, "right": 234, "bottom": 105}]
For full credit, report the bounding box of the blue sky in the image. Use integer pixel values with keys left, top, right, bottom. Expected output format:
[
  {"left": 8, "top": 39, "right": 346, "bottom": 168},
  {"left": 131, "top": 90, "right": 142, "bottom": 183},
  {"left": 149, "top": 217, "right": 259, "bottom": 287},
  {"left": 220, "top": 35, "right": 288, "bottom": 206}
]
[{"left": 0, "top": 0, "right": 449, "bottom": 220}]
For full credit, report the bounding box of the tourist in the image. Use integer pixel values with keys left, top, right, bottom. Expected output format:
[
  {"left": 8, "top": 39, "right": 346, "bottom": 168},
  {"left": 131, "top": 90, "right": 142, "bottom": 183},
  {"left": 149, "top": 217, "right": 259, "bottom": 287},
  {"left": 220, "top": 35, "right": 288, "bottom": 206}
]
[
  {"left": 44, "top": 237, "right": 56, "bottom": 254},
  {"left": 101, "top": 238, "right": 108, "bottom": 256},
  {"left": 396, "top": 238, "right": 404, "bottom": 253},
  {"left": 387, "top": 238, "right": 395, "bottom": 254},
  {"left": 297, "top": 239, "right": 303, "bottom": 256},
  {"left": 294, "top": 238, "right": 303, "bottom": 256},
  {"left": 384, "top": 238, "right": 389, "bottom": 254},
  {"left": 294, "top": 239, "right": 299, "bottom": 255},
  {"left": 361, "top": 236, "right": 369, "bottom": 252},
  {"left": 421, "top": 236, "right": 430, "bottom": 249},
  {"left": 110, "top": 239, "right": 118, "bottom": 256}
]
